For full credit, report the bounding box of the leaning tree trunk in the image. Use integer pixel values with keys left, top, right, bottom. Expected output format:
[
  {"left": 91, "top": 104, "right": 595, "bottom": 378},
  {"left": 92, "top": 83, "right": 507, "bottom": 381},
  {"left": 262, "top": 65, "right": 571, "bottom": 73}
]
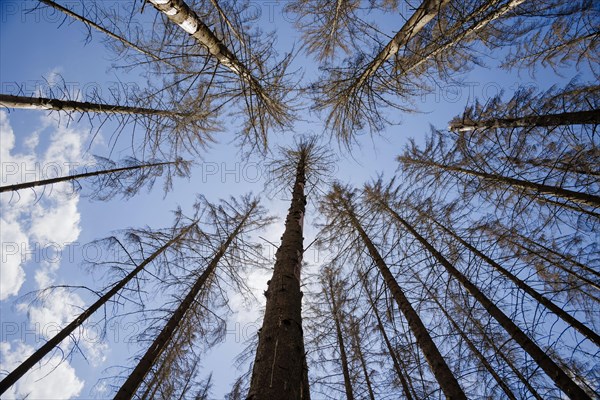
[
  {"left": 492, "top": 231, "right": 600, "bottom": 294},
  {"left": 0, "top": 224, "right": 195, "bottom": 395},
  {"left": 336, "top": 192, "right": 467, "bottom": 400},
  {"left": 325, "top": 273, "right": 355, "bottom": 400},
  {"left": 361, "top": 274, "right": 415, "bottom": 400},
  {"left": 0, "top": 94, "right": 184, "bottom": 117},
  {"left": 378, "top": 199, "right": 592, "bottom": 400},
  {"left": 146, "top": 0, "right": 270, "bottom": 105},
  {"left": 400, "top": 157, "right": 600, "bottom": 210},
  {"left": 449, "top": 109, "right": 600, "bottom": 132},
  {"left": 351, "top": 0, "right": 449, "bottom": 92},
  {"left": 247, "top": 153, "right": 309, "bottom": 400},
  {"left": 0, "top": 160, "right": 174, "bottom": 193},
  {"left": 114, "top": 202, "right": 255, "bottom": 399},
  {"left": 398, "top": 0, "right": 525, "bottom": 77},
  {"left": 429, "top": 219, "right": 600, "bottom": 345}
]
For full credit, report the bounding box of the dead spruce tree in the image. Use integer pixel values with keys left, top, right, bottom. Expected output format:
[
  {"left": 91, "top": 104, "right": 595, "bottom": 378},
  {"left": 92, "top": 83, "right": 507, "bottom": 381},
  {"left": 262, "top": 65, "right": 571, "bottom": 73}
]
[
  {"left": 0, "top": 218, "right": 199, "bottom": 396},
  {"left": 0, "top": 156, "right": 191, "bottom": 200},
  {"left": 320, "top": 183, "right": 468, "bottom": 399},
  {"left": 116, "top": 195, "right": 269, "bottom": 399},
  {"left": 247, "top": 137, "right": 333, "bottom": 400},
  {"left": 314, "top": 0, "right": 450, "bottom": 145},
  {"left": 364, "top": 180, "right": 594, "bottom": 399}
]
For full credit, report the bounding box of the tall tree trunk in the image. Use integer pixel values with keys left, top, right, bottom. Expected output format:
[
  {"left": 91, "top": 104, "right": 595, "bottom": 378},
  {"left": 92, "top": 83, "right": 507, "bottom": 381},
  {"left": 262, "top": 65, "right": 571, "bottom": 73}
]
[
  {"left": 115, "top": 203, "right": 256, "bottom": 399},
  {"left": 377, "top": 199, "right": 592, "bottom": 399},
  {"left": 401, "top": 157, "right": 600, "bottom": 210},
  {"left": 361, "top": 274, "right": 415, "bottom": 400},
  {"left": 247, "top": 152, "right": 309, "bottom": 400},
  {"left": 397, "top": 0, "right": 525, "bottom": 77},
  {"left": 0, "top": 94, "right": 184, "bottom": 117},
  {"left": 352, "top": 0, "right": 449, "bottom": 92},
  {"left": 449, "top": 109, "right": 600, "bottom": 132},
  {"left": 325, "top": 273, "right": 355, "bottom": 400},
  {"left": 348, "top": 317, "right": 376, "bottom": 400},
  {"left": 0, "top": 224, "right": 195, "bottom": 395},
  {"left": 335, "top": 191, "right": 467, "bottom": 400},
  {"left": 146, "top": 0, "right": 270, "bottom": 106},
  {"left": 431, "top": 219, "right": 600, "bottom": 345},
  {"left": 0, "top": 160, "right": 174, "bottom": 193}
]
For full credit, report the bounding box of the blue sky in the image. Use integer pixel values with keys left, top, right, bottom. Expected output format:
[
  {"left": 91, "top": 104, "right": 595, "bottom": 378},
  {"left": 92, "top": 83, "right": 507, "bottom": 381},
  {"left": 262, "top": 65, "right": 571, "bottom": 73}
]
[{"left": 0, "top": 1, "right": 594, "bottom": 398}]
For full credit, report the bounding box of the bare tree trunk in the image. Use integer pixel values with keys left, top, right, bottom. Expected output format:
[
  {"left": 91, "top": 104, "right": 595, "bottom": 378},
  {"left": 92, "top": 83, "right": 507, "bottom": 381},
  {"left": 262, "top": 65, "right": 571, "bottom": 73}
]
[
  {"left": 449, "top": 109, "right": 600, "bottom": 132},
  {"left": 0, "top": 224, "right": 194, "bottom": 395},
  {"left": 401, "top": 158, "right": 600, "bottom": 210},
  {"left": 247, "top": 151, "right": 309, "bottom": 400},
  {"left": 378, "top": 200, "right": 592, "bottom": 399},
  {"left": 361, "top": 274, "right": 415, "bottom": 400},
  {"left": 348, "top": 317, "right": 376, "bottom": 400},
  {"left": 504, "top": 155, "right": 600, "bottom": 178},
  {"left": 335, "top": 190, "right": 467, "bottom": 400},
  {"left": 146, "top": 0, "right": 270, "bottom": 105},
  {"left": 115, "top": 203, "right": 256, "bottom": 399},
  {"left": 432, "top": 220, "right": 600, "bottom": 345},
  {"left": 0, "top": 161, "right": 173, "bottom": 193},
  {"left": 325, "top": 273, "right": 355, "bottom": 400},
  {"left": 352, "top": 0, "right": 449, "bottom": 92},
  {"left": 0, "top": 94, "right": 184, "bottom": 117},
  {"left": 397, "top": 0, "right": 525, "bottom": 76}
]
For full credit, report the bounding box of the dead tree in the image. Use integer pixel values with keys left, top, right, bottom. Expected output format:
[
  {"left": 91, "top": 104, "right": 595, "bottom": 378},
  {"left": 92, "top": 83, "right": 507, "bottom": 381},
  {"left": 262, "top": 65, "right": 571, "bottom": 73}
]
[
  {"left": 248, "top": 138, "right": 333, "bottom": 399},
  {"left": 115, "top": 199, "right": 259, "bottom": 399},
  {"left": 0, "top": 157, "right": 191, "bottom": 200},
  {"left": 364, "top": 183, "right": 593, "bottom": 399},
  {"left": 0, "top": 223, "right": 196, "bottom": 396},
  {"left": 321, "top": 184, "right": 467, "bottom": 400}
]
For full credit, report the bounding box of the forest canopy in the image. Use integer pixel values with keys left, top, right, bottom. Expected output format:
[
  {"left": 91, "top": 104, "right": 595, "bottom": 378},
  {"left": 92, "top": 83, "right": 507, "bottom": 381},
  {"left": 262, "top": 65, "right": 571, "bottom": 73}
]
[{"left": 0, "top": 0, "right": 598, "bottom": 399}]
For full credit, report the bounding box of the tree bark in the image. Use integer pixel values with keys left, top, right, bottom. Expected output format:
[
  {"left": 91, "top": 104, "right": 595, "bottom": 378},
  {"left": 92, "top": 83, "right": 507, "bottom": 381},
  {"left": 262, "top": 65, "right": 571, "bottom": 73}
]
[
  {"left": 325, "top": 273, "right": 355, "bottom": 400},
  {"left": 0, "top": 161, "right": 173, "bottom": 193},
  {"left": 470, "top": 315, "right": 545, "bottom": 400},
  {"left": 432, "top": 220, "right": 600, "bottom": 345},
  {"left": 397, "top": 0, "right": 525, "bottom": 77},
  {"left": 247, "top": 152, "right": 309, "bottom": 400},
  {"left": 352, "top": 0, "right": 449, "bottom": 92},
  {"left": 419, "top": 281, "right": 518, "bottom": 400},
  {"left": 450, "top": 109, "right": 600, "bottom": 132},
  {"left": 0, "top": 224, "right": 194, "bottom": 396},
  {"left": 0, "top": 94, "right": 184, "bottom": 117},
  {"left": 115, "top": 203, "right": 256, "bottom": 399},
  {"left": 146, "top": 0, "right": 269, "bottom": 105},
  {"left": 336, "top": 192, "right": 467, "bottom": 400},
  {"left": 379, "top": 200, "right": 592, "bottom": 400}
]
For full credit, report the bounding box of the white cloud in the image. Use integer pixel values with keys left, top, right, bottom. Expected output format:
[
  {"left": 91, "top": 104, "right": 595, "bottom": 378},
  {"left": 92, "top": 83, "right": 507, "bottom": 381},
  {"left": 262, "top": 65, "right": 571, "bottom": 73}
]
[
  {"left": 0, "top": 111, "right": 87, "bottom": 299},
  {"left": 0, "top": 341, "right": 84, "bottom": 399},
  {"left": 0, "top": 110, "right": 103, "bottom": 395}
]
